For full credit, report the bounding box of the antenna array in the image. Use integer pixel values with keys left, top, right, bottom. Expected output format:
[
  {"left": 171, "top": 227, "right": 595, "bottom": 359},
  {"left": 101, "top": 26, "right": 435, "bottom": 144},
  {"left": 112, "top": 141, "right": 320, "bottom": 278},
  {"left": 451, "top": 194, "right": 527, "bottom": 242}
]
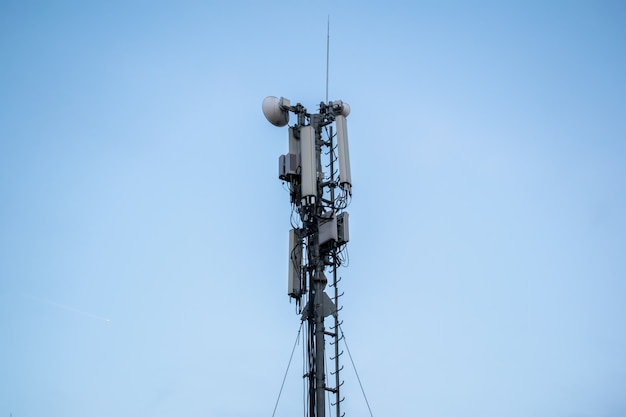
[{"left": 263, "top": 96, "right": 352, "bottom": 417}]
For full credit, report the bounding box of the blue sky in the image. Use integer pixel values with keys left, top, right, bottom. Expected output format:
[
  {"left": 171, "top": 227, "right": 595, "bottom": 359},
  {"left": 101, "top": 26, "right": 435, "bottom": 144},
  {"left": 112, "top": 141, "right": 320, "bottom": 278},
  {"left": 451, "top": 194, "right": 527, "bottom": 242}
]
[{"left": 1, "top": 1, "right": 625, "bottom": 416}]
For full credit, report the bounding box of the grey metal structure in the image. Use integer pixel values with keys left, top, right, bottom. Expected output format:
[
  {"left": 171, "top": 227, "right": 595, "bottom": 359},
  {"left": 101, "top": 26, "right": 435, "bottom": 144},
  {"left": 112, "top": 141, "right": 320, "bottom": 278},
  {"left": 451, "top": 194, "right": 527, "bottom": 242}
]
[{"left": 263, "top": 96, "right": 352, "bottom": 417}]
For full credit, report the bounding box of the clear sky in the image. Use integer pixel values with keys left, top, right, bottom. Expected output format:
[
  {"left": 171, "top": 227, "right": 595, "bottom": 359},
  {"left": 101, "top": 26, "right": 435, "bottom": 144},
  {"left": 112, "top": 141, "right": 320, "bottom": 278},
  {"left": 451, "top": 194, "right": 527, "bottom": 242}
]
[{"left": 1, "top": 1, "right": 625, "bottom": 416}]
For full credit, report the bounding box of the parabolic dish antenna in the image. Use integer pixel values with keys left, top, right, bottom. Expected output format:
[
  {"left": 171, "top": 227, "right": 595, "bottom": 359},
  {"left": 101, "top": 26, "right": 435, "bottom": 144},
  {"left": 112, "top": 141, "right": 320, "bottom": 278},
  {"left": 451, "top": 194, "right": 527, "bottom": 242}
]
[{"left": 262, "top": 96, "right": 290, "bottom": 127}]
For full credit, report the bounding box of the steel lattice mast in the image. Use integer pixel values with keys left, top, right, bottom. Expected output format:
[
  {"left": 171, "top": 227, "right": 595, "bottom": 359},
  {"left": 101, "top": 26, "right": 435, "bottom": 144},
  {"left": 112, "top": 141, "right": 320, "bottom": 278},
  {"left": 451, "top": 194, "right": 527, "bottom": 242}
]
[{"left": 263, "top": 96, "right": 352, "bottom": 417}]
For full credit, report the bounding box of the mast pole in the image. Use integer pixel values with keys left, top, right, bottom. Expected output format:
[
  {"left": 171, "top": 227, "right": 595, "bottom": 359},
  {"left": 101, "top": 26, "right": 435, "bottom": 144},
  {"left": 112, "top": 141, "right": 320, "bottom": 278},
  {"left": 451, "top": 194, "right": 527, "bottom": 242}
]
[{"left": 313, "top": 115, "right": 326, "bottom": 417}]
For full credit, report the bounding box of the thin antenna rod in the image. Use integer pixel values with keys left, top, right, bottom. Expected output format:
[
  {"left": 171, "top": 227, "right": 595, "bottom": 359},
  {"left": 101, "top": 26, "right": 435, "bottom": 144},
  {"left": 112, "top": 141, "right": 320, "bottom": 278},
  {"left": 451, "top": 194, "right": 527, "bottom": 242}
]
[{"left": 325, "top": 15, "right": 330, "bottom": 103}]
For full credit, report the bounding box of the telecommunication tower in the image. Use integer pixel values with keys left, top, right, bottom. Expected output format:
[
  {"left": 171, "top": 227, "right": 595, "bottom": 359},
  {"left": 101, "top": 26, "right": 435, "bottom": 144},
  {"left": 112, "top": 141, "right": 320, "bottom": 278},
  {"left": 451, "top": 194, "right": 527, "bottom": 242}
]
[{"left": 262, "top": 96, "right": 352, "bottom": 417}]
